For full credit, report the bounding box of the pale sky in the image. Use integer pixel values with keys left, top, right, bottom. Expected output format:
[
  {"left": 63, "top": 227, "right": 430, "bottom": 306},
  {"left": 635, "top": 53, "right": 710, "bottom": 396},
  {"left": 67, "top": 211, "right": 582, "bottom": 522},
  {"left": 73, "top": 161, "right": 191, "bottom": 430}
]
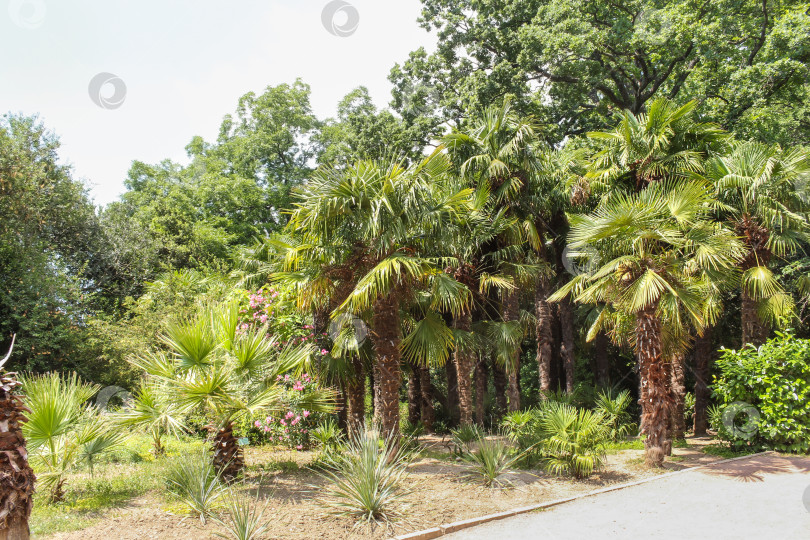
[{"left": 1, "top": 0, "right": 435, "bottom": 205}]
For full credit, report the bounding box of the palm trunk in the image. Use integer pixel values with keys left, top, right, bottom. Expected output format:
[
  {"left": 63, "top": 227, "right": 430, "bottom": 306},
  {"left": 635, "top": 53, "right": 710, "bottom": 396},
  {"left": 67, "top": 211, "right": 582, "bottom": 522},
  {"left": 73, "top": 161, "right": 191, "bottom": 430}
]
[
  {"left": 594, "top": 331, "right": 610, "bottom": 388},
  {"left": 336, "top": 384, "right": 348, "bottom": 432},
  {"left": 693, "top": 328, "right": 713, "bottom": 436},
  {"left": 407, "top": 366, "right": 421, "bottom": 426},
  {"left": 346, "top": 357, "right": 365, "bottom": 437},
  {"left": 535, "top": 278, "right": 553, "bottom": 394},
  {"left": 492, "top": 359, "right": 508, "bottom": 416},
  {"left": 0, "top": 372, "right": 35, "bottom": 540},
  {"left": 445, "top": 356, "right": 459, "bottom": 426},
  {"left": 670, "top": 352, "right": 687, "bottom": 441},
  {"left": 372, "top": 293, "right": 402, "bottom": 444},
  {"left": 474, "top": 355, "right": 487, "bottom": 426},
  {"left": 454, "top": 310, "right": 474, "bottom": 425},
  {"left": 635, "top": 307, "right": 671, "bottom": 467},
  {"left": 369, "top": 368, "right": 377, "bottom": 422},
  {"left": 418, "top": 365, "right": 435, "bottom": 432},
  {"left": 209, "top": 421, "right": 243, "bottom": 482},
  {"left": 504, "top": 290, "right": 521, "bottom": 411},
  {"left": 559, "top": 298, "right": 576, "bottom": 393},
  {"left": 741, "top": 290, "right": 770, "bottom": 346}
]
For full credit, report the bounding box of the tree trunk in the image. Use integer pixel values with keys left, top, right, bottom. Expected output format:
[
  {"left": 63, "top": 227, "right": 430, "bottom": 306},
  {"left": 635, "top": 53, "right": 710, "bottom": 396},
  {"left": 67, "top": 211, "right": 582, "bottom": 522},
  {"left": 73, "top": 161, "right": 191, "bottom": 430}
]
[
  {"left": 559, "top": 298, "right": 576, "bottom": 393},
  {"left": 635, "top": 307, "right": 671, "bottom": 467},
  {"left": 693, "top": 328, "right": 713, "bottom": 436},
  {"left": 535, "top": 278, "right": 553, "bottom": 394},
  {"left": 371, "top": 293, "right": 402, "bottom": 445},
  {"left": 670, "top": 352, "right": 687, "bottom": 441},
  {"left": 594, "top": 331, "right": 610, "bottom": 388},
  {"left": 209, "top": 421, "right": 243, "bottom": 481},
  {"left": 663, "top": 360, "right": 674, "bottom": 456},
  {"left": 474, "top": 355, "right": 488, "bottom": 426},
  {"left": 0, "top": 372, "right": 35, "bottom": 540},
  {"left": 419, "top": 365, "right": 435, "bottom": 432},
  {"left": 492, "top": 359, "right": 508, "bottom": 416},
  {"left": 369, "top": 368, "right": 377, "bottom": 422},
  {"left": 454, "top": 310, "right": 475, "bottom": 425},
  {"left": 741, "top": 290, "right": 770, "bottom": 347},
  {"left": 504, "top": 289, "right": 521, "bottom": 411},
  {"left": 407, "top": 366, "right": 421, "bottom": 426},
  {"left": 346, "top": 357, "right": 365, "bottom": 437},
  {"left": 336, "top": 383, "right": 348, "bottom": 432},
  {"left": 445, "top": 356, "right": 459, "bottom": 426}
]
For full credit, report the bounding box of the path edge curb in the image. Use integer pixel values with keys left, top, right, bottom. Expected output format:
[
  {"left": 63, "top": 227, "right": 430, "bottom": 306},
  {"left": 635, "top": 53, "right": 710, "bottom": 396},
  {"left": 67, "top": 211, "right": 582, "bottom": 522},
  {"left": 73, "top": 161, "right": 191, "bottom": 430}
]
[{"left": 389, "top": 450, "right": 774, "bottom": 540}]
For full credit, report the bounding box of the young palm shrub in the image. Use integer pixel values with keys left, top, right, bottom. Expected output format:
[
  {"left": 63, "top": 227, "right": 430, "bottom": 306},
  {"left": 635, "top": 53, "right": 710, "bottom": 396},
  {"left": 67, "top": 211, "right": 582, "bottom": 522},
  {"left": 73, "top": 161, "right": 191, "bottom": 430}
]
[
  {"left": 22, "top": 372, "right": 123, "bottom": 502},
  {"left": 540, "top": 404, "right": 609, "bottom": 479},
  {"left": 461, "top": 436, "right": 526, "bottom": 487},
  {"left": 1, "top": 337, "right": 36, "bottom": 540},
  {"left": 312, "top": 417, "right": 344, "bottom": 453},
  {"left": 450, "top": 423, "right": 483, "bottom": 455},
  {"left": 213, "top": 491, "right": 269, "bottom": 540},
  {"left": 594, "top": 390, "right": 636, "bottom": 441},
  {"left": 315, "top": 427, "right": 412, "bottom": 524},
  {"left": 116, "top": 382, "right": 186, "bottom": 457},
  {"left": 165, "top": 450, "right": 224, "bottom": 524}
]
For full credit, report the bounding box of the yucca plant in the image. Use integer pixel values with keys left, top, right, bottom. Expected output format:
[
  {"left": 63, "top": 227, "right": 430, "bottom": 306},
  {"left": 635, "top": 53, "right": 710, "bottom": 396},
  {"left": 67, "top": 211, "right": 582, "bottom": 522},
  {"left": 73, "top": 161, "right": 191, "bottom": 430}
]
[
  {"left": 21, "top": 372, "right": 122, "bottom": 502},
  {"left": 0, "top": 336, "right": 36, "bottom": 540},
  {"left": 461, "top": 435, "right": 526, "bottom": 487},
  {"left": 165, "top": 449, "right": 224, "bottom": 524},
  {"left": 316, "top": 426, "right": 412, "bottom": 524},
  {"left": 213, "top": 491, "right": 269, "bottom": 540},
  {"left": 594, "top": 390, "right": 636, "bottom": 441},
  {"left": 540, "top": 404, "right": 609, "bottom": 479}
]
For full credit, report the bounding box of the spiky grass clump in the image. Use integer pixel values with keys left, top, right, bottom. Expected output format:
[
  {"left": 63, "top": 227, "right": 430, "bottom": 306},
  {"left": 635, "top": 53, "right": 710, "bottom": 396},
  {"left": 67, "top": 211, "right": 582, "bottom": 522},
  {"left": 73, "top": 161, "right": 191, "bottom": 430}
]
[
  {"left": 461, "top": 436, "right": 525, "bottom": 487},
  {"left": 164, "top": 450, "right": 224, "bottom": 523},
  {"left": 450, "top": 424, "right": 483, "bottom": 455},
  {"left": 315, "top": 427, "right": 412, "bottom": 524},
  {"left": 213, "top": 491, "right": 269, "bottom": 540}
]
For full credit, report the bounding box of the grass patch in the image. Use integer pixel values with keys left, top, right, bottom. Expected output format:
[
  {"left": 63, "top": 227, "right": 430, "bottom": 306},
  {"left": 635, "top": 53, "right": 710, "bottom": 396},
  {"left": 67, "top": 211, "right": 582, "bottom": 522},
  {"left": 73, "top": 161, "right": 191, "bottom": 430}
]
[
  {"left": 257, "top": 459, "right": 300, "bottom": 473},
  {"left": 702, "top": 444, "right": 758, "bottom": 459},
  {"left": 604, "top": 438, "right": 645, "bottom": 453}
]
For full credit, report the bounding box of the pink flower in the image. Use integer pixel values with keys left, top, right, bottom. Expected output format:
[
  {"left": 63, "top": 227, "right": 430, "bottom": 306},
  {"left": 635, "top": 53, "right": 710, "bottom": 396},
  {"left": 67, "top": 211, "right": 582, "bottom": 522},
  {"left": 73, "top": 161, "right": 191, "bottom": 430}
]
[
  {"left": 296, "top": 445, "right": 303, "bottom": 450},
  {"left": 280, "top": 419, "right": 286, "bottom": 426},
  {"left": 254, "top": 420, "right": 262, "bottom": 428},
  {"left": 302, "top": 410, "right": 310, "bottom": 418},
  {"left": 320, "top": 349, "right": 329, "bottom": 356},
  {"left": 285, "top": 411, "right": 295, "bottom": 419}
]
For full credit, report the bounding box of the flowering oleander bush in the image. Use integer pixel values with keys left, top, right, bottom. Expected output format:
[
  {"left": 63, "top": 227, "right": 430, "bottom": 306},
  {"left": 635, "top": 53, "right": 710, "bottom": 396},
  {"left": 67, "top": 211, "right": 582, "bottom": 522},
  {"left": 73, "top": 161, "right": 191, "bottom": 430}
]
[
  {"left": 237, "top": 287, "right": 328, "bottom": 353},
  {"left": 242, "top": 373, "right": 325, "bottom": 450}
]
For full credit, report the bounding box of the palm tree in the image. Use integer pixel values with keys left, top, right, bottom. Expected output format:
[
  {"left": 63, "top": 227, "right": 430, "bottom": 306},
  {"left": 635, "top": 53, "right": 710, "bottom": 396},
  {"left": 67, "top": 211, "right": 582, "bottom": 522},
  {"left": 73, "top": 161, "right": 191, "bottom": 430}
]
[
  {"left": 132, "top": 303, "right": 334, "bottom": 479},
  {"left": 116, "top": 382, "right": 186, "bottom": 456},
  {"left": 444, "top": 98, "right": 545, "bottom": 409},
  {"left": 0, "top": 337, "right": 35, "bottom": 540},
  {"left": 587, "top": 98, "right": 728, "bottom": 192},
  {"left": 551, "top": 181, "right": 743, "bottom": 466},
  {"left": 287, "top": 152, "right": 473, "bottom": 442},
  {"left": 703, "top": 141, "right": 810, "bottom": 345}
]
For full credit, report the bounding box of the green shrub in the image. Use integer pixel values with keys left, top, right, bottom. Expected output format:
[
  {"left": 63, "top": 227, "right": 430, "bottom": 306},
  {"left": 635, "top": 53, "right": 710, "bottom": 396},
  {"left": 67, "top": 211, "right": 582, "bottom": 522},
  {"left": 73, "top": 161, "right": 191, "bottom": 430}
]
[
  {"left": 539, "top": 404, "right": 609, "bottom": 479},
  {"left": 713, "top": 332, "right": 810, "bottom": 453},
  {"left": 594, "top": 389, "right": 636, "bottom": 441},
  {"left": 460, "top": 436, "right": 526, "bottom": 487},
  {"left": 450, "top": 424, "right": 484, "bottom": 455}
]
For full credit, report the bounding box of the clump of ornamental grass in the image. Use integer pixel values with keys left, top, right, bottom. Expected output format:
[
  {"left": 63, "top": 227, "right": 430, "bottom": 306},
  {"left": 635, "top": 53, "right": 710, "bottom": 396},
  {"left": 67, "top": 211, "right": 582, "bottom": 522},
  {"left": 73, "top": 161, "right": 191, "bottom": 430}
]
[
  {"left": 461, "top": 435, "right": 528, "bottom": 487},
  {"left": 164, "top": 449, "right": 224, "bottom": 523},
  {"left": 314, "top": 426, "right": 412, "bottom": 525},
  {"left": 213, "top": 490, "right": 269, "bottom": 540}
]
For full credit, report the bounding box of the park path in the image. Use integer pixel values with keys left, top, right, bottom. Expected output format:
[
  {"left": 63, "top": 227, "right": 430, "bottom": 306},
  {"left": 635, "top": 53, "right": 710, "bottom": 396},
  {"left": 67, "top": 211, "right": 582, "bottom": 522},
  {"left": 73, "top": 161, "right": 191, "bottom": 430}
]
[{"left": 444, "top": 453, "right": 810, "bottom": 540}]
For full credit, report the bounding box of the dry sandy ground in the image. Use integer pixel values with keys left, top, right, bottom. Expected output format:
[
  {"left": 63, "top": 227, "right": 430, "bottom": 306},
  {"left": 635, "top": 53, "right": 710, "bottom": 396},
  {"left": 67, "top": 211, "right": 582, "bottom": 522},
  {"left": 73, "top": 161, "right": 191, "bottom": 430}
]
[
  {"left": 446, "top": 452, "right": 810, "bottom": 540},
  {"left": 40, "top": 437, "right": 725, "bottom": 540}
]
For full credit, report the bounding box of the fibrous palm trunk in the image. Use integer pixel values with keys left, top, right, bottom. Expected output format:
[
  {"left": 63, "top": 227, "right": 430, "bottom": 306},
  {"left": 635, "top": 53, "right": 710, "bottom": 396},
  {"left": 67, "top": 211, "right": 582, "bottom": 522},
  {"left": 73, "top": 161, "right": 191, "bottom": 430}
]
[
  {"left": 559, "top": 298, "right": 576, "bottom": 393},
  {"left": 737, "top": 216, "right": 772, "bottom": 346},
  {"left": 372, "top": 293, "right": 402, "bottom": 445},
  {"left": 407, "top": 367, "right": 421, "bottom": 426},
  {"left": 535, "top": 278, "right": 553, "bottom": 394},
  {"left": 693, "top": 328, "right": 713, "bottom": 436},
  {"left": 504, "top": 290, "right": 521, "bottom": 411},
  {"left": 635, "top": 308, "right": 671, "bottom": 467},
  {"left": 594, "top": 331, "right": 610, "bottom": 388},
  {"left": 473, "top": 355, "right": 487, "bottom": 426},
  {"left": 418, "top": 365, "right": 435, "bottom": 432},
  {"left": 346, "top": 357, "right": 365, "bottom": 437},
  {"left": 454, "top": 310, "right": 474, "bottom": 425},
  {"left": 0, "top": 372, "right": 35, "bottom": 540},
  {"left": 209, "top": 421, "right": 243, "bottom": 482},
  {"left": 445, "top": 356, "right": 459, "bottom": 426},
  {"left": 669, "top": 352, "right": 687, "bottom": 441},
  {"left": 492, "top": 359, "right": 508, "bottom": 416}
]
